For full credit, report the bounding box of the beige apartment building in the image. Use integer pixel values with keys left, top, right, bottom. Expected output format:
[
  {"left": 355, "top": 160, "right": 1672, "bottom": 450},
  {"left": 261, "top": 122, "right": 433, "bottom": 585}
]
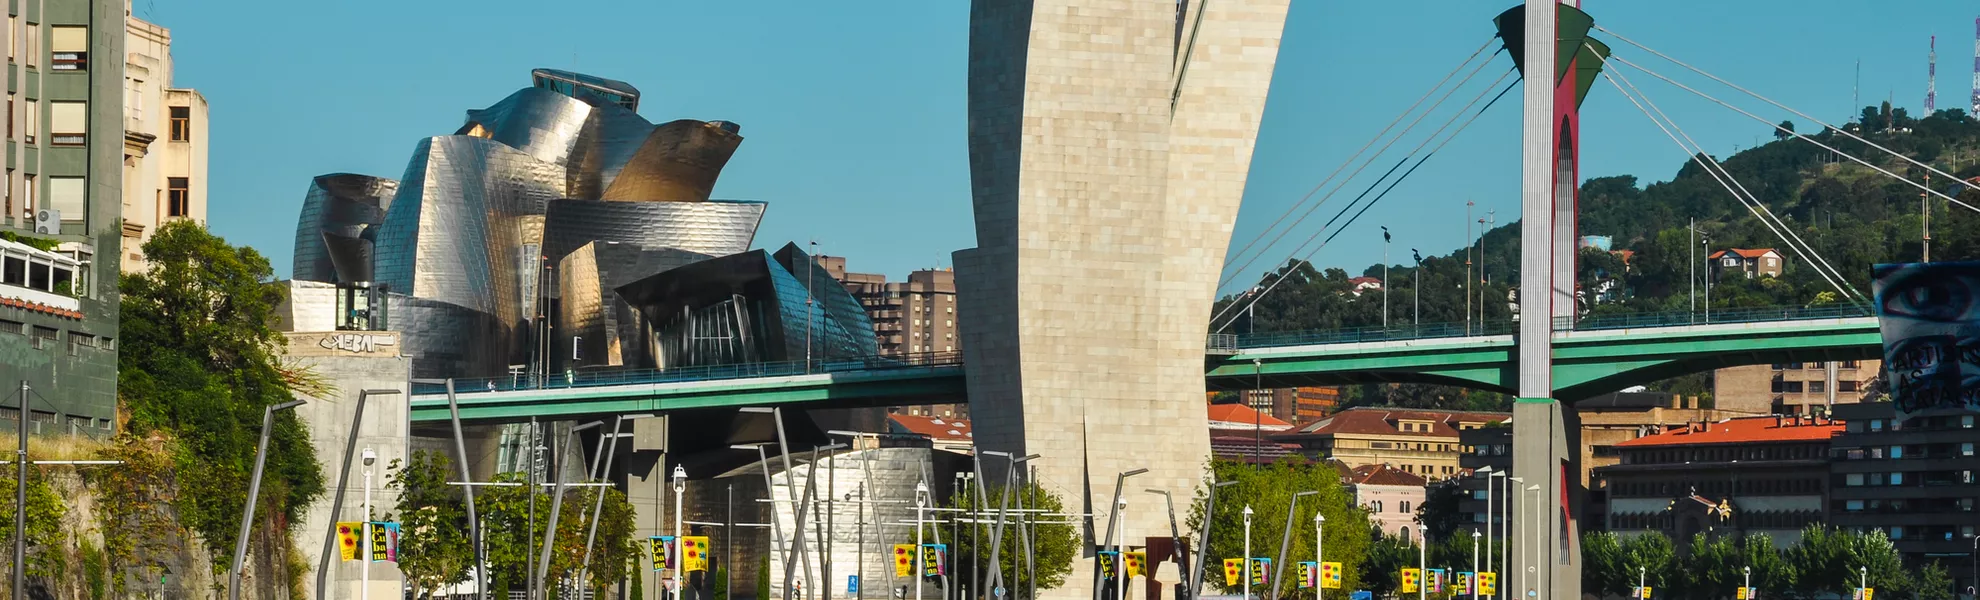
[
  {"left": 1279, "top": 407, "right": 1505, "bottom": 482},
  {"left": 1713, "top": 359, "right": 1882, "bottom": 416},
  {"left": 120, "top": 8, "right": 207, "bottom": 271},
  {"left": 817, "top": 255, "right": 963, "bottom": 417}
]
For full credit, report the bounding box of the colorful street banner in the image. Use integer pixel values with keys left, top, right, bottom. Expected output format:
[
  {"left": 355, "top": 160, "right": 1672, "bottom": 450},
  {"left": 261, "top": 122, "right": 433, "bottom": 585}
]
[
  {"left": 336, "top": 522, "right": 361, "bottom": 561},
  {"left": 1860, "top": 588, "right": 1875, "bottom": 600},
  {"left": 1248, "top": 558, "right": 1271, "bottom": 586},
  {"left": 1098, "top": 551, "right": 1118, "bottom": 580},
  {"left": 1455, "top": 572, "right": 1473, "bottom": 596},
  {"left": 1426, "top": 568, "right": 1444, "bottom": 593},
  {"left": 1124, "top": 551, "right": 1146, "bottom": 579},
  {"left": 1641, "top": 586, "right": 1652, "bottom": 599},
  {"left": 1222, "top": 558, "right": 1242, "bottom": 587},
  {"left": 1319, "top": 562, "right": 1343, "bottom": 589},
  {"left": 920, "top": 544, "right": 947, "bottom": 578},
  {"left": 650, "top": 536, "right": 676, "bottom": 571},
  {"left": 1873, "top": 261, "right": 1980, "bottom": 420},
  {"left": 1478, "top": 572, "right": 1498, "bottom": 596},
  {"left": 893, "top": 545, "right": 915, "bottom": 578},
  {"left": 682, "top": 536, "right": 711, "bottom": 573},
  {"left": 1400, "top": 568, "right": 1419, "bottom": 594},
  {"left": 1296, "top": 562, "right": 1316, "bottom": 589},
  {"left": 367, "top": 522, "right": 399, "bottom": 562},
  {"left": 1736, "top": 587, "right": 1749, "bottom": 600}
]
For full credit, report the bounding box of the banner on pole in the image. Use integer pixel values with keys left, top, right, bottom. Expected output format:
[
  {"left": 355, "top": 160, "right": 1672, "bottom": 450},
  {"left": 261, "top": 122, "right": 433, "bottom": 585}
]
[
  {"left": 682, "top": 536, "right": 711, "bottom": 573},
  {"left": 1400, "top": 568, "right": 1419, "bottom": 593},
  {"left": 368, "top": 522, "right": 399, "bottom": 562},
  {"left": 1222, "top": 558, "right": 1242, "bottom": 587},
  {"left": 920, "top": 544, "right": 947, "bottom": 578},
  {"left": 1426, "top": 568, "right": 1444, "bottom": 593},
  {"left": 893, "top": 545, "right": 915, "bottom": 578},
  {"left": 1319, "top": 562, "right": 1343, "bottom": 589},
  {"left": 651, "top": 536, "right": 676, "bottom": 571},
  {"left": 1125, "top": 551, "right": 1146, "bottom": 579},
  {"left": 1097, "top": 551, "right": 1118, "bottom": 580},
  {"left": 1248, "top": 558, "right": 1271, "bottom": 586},
  {"left": 1478, "top": 572, "right": 1498, "bottom": 596},
  {"left": 336, "top": 522, "right": 361, "bottom": 561},
  {"left": 1296, "top": 562, "right": 1316, "bottom": 589},
  {"left": 1455, "top": 572, "right": 1473, "bottom": 596}
]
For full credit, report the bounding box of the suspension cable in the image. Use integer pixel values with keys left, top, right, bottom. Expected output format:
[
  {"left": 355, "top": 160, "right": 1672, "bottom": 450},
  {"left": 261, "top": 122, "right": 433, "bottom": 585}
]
[
  {"left": 1606, "top": 54, "right": 1980, "bottom": 216},
  {"left": 1601, "top": 68, "right": 1866, "bottom": 305},
  {"left": 1597, "top": 24, "right": 1980, "bottom": 201},
  {"left": 1213, "top": 77, "right": 1519, "bottom": 332},
  {"left": 1219, "top": 42, "right": 1505, "bottom": 291}
]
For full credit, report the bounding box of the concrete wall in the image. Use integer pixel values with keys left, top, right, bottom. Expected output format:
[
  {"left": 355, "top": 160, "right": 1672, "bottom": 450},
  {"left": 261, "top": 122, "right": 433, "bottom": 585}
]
[{"left": 281, "top": 336, "right": 411, "bottom": 600}]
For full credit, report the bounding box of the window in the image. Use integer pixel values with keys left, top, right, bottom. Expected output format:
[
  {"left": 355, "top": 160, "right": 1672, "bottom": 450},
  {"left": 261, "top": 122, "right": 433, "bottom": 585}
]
[
  {"left": 1890, "top": 446, "right": 1903, "bottom": 459},
  {"left": 1845, "top": 500, "right": 1864, "bottom": 512},
  {"left": 1810, "top": 381, "right": 1826, "bottom": 394},
  {"left": 47, "top": 177, "right": 81, "bottom": 221},
  {"left": 1871, "top": 419, "right": 1885, "bottom": 432},
  {"left": 1781, "top": 381, "right": 1803, "bottom": 394},
  {"left": 1846, "top": 473, "right": 1863, "bottom": 486},
  {"left": 1400, "top": 501, "right": 1411, "bottom": 513},
  {"left": 1723, "top": 257, "right": 1739, "bottom": 266},
  {"left": 23, "top": 22, "right": 37, "bottom": 69},
  {"left": 6, "top": 17, "right": 13, "bottom": 62},
  {"left": 48, "top": 26, "right": 82, "bottom": 71},
  {"left": 1840, "top": 380, "right": 1858, "bottom": 392},
  {"left": 22, "top": 174, "right": 34, "bottom": 217},
  {"left": 22, "top": 99, "right": 34, "bottom": 144},
  {"left": 48, "top": 101, "right": 82, "bottom": 145},
  {"left": 167, "top": 177, "right": 189, "bottom": 217},
  {"left": 169, "top": 106, "right": 189, "bottom": 141},
  {"left": 1891, "top": 472, "right": 1903, "bottom": 485},
  {"left": 1963, "top": 443, "right": 1973, "bottom": 457}
]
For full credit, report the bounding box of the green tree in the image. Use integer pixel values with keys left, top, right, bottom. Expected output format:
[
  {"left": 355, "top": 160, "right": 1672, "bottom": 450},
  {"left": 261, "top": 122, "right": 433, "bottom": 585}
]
[
  {"left": 1739, "top": 533, "right": 1795, "bottom": 593},
  {"left": 1356, "top": 532, "right": 1413, "bottom": 599},
  {"left": 1618, "top": 533, "right": 1675, "bottom": 594},
  {"left": 1914, "top": 560, "right": 1956, "bottom": 600},
  {"left": 0, "top": 474, "right": 67, "bottom": 582},
  {"left": 1188, "top": 458, "right": 1370, "bottom": 598},
  {"left": 930, "top": 479, "right": 1079, "bottom": 596},
  {"left": 1676, "top": 533, "right": 1741, "bottom": 598},
  {"left": 117, "top": 220, "right": 324, "bottom": 563},
  {"left": 474, "top": 470, "right": 639, "bottom": 595},
  {"left": 1414, "top": 481, "right": 1467, "bottom": 541},
  {"left": 386, "top": 450, "right": 474, "bottom": 597},
  {"left": 1579, "top": 531, "right": 1626, "bottom": 597},
  {"left": 1775, "top": 120, "right": 1795, "bottom": 140}
]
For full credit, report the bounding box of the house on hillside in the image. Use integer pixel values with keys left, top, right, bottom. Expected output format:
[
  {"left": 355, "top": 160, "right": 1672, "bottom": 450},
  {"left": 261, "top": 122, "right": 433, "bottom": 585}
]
[
  {"left": 1708, "top": 248, "right": 1783, "bottom": 279},
  {"left": 1345, "top": 276, "right": 1383, "bottom": 297}
]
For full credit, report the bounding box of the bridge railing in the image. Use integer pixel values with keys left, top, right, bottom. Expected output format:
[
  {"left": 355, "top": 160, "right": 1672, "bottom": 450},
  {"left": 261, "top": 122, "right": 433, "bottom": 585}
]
[
  {"left": 414, "top": 351, "right": 965, "bottom": 395},
  {"left": 1231, "top": 304, "right": 1874, "bottom": 350}
]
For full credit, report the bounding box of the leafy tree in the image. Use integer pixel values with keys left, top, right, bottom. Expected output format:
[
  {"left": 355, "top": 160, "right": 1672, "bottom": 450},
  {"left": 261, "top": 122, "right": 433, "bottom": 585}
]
[
  {"left": 85, "top": 437, "right": 181, "bottom": 597},
  {"left": 386, "top": 450, "right": 474, "bottom": 597},
  {"left": 929, "top": 479, "right": 1079, "bottom": 597},
  {"left": 1579, "top": 531, "right": 1626, "bottom": 597},
  {"left": 1619, "top": 533, "right": 1676, "bottom": 594},
  {"left": 1775, "top": 120, "right": 1795, "bottom": 140},
  {"left": 1188, "top": 458, "right": 1369, "bottom": 598},
  {"left": 1356, "top": 531, "right": 1413, "bottom": 599},
  {"left": 1914, "top": 560, "right": 1956, "bottom": 600},
  {"left": 0, "top": 474, "right": 67, "bottom": 581},
  {"left": 474, "top": 470, "right": 639, "bottom": 595},
  {"left": 1739, "top": 533, "right": 1794, "bottom": 593},
  {"left": 118, "top": 220, "right": 324, "bottom": 567},
  {"left": 1415, "top": 481, "right": 1467, "bottom": 541}
]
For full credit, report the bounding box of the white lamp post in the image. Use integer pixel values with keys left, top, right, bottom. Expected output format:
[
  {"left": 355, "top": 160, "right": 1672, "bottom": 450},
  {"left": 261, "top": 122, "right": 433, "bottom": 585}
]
[
  {"left": 914, "top": 481, "right": 929, "bottom": 600},
  {"left": 674, "top": 465, "right": 688, "bottom": 600},
  {"left": 361, "top": 447, "right": 377, "bottom": 600},
  {"left": 1637, "top": 565, "right": 1645, "bottom": 600},
  {"left": 1507, "top": 476, "right": 1522, "bottom": 600},
  {"left": 1471, "top": 529, "right": 1482, "bottom": 600},
  {"left": 1526, "top": 484, "right": 1540, "bottom": 600},
  {"left": 1742, "top": 566, "right": 1750, "bottom": 599},
  {"left": 1242, "top": 506, "right": 1254, "bottom": 600},
  {"left": 1417, "top": 524, "right": 1428, "bottom": 600},
  {"left": 1314, "top": 513, "right": 1325, "bottom": 600}
]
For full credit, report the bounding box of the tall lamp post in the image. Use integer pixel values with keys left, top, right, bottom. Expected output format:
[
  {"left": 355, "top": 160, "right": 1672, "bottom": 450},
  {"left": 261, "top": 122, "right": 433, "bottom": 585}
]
[
  {"left": 231, "top": 399, "right": 306, "bottom": 600},
  {"left": 1271, "top": 491, "right": 1318, "bottom": 600},
  {"left": 674, "top": 465, "right": 688, "bottom": 600},
  {"left": 1381, "top": 226, "right": 1392, "bottom": 329},
  {"left": 1241, "top": 506, "right": 1254, "bottom": 600},
  {"left": 1471, "top": 529, "right": 1481, "bottom": 600},
  {"left": 1701, "top": 236, "right": 1712, "bottom": 323},
  {"left": 362, "top": 447, "right": 377, "bottom": 600},
  {"left": 1525, "top": 484, "right": 1540, "bottom": 600},
  {"left": 1314, "top": 513, "right": 1326, "bottom": 600},
  {"left": 1637, "top": 566, "right": 1645, "bottom": 600},
  {"left": 1506, "top": 476, "right": 1522, "bottom": 599},
  {"left": 1191, "top": 480, "right": 1240, "bottom": 600},
  {"left": 914, "top": 481, "right": 930, "bottom": 600},
  {"left": 1742, "top": 566, "right": 1750, "bottom": 599},
  {"left": 1417, "top": 525, "right": 1428, "bottom": 600},
  {"left": 1476, "top": 466, "right": 1496, "bottom": 599},
  {"left": 1411, "top": 249, "right": 1423, "bottom": 328}
]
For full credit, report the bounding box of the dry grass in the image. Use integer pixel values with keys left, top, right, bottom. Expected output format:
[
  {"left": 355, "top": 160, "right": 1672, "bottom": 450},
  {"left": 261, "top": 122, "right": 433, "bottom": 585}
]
[{"left": 0, "top": 432, "right": 113, "bottom": 462}]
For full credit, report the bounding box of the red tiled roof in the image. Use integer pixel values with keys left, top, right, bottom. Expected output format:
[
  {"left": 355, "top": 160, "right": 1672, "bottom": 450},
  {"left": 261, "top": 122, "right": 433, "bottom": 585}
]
[
  {"left": 1207, "top": 403, "right": 1292, "bottom": 429},
  {"left": 0, "top": 297, "right": 80, "bottom": 320},
  {"left": 1210, "top": 435, "right": 1300, "bottom": 464},
  {"left": 1290, "top": 407, "right": 1507, "bottom": 438},
  {"left": 888, "top": 414, "right": 972, "bottom": 442},
  {"left": 1347, "top": 277, "right": 1383, "bottom": 286},
  {"left": 1707, "top": 248, "right": 1779, "bottom": 260},
  {"left": 1615, "top": 415, "right": 1842, "bottom": 448},
  {"left": 1346, "top": 463, "right": 1426, "bottom": 487}
]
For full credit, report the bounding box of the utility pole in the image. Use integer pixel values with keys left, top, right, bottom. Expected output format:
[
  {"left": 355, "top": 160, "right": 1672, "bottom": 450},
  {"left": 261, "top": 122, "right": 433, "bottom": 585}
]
[
  {"left": 1923, "top": 173, "right": 1933, "bottom": 262},
  {"left": 1382, "top": 226, "right": 1392, "bottom": 329},
  {"left": 1466, "top": 202, "right": 1474, "bottom": 335},
  {"left": 1688, "top": 218, "right": 1696, "bottom": 318},
  {"left": 1702, "top": 235, "right": 1712, "bottom": 323}
]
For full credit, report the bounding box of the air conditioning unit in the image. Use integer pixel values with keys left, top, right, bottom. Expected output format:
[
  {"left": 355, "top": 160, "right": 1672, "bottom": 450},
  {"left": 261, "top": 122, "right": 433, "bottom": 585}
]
[{"left": 32, "top": 209, "right": 58, "bottom": 235}]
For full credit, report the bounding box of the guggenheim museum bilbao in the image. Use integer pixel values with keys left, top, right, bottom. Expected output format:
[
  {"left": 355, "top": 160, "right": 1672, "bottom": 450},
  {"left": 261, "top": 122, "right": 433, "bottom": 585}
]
[{"left": 287, "top": 69, "right": 878, "bottom": 381}]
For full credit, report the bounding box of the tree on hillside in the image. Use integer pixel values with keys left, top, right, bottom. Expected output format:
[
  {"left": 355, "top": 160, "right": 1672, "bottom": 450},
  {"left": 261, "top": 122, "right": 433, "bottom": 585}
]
[
  {"left": 117, "top": 220, "right": 324, "bottom": 566},
  {"left": 1775, "top": 120, "right": 1795, "bottom": 140},
  {"left": 1188, "top": 458, "right": 1370, "bottom": 597},
  {"left": 931, "top": 479, "right": 1079, "bottom": 597}
]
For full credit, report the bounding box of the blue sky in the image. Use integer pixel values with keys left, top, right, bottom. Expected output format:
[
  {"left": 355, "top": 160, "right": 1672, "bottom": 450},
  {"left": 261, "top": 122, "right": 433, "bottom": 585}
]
[{"left": 154, "top": 1, "right": 1969, "bottom": 290}]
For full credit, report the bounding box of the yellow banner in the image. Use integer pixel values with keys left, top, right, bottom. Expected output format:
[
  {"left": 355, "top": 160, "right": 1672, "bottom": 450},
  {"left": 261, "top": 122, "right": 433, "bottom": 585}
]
[
  {"left": 1222, "top": 559, "right": 1242, "bottom": 587},
  {"left": 1641, "top": 586, "right": 1652, "bottom": 599},
  {"left": 336, "top": 522, "right": 361, "bottom": 561},
  {"left": 1737, "top": 587, "right": 1748, "bottom": 600},
  {"left": 1478, "top": 572, "right": 1498, "bottom": 596},
  {"left": 682, "top": 536, "right": 711, "bottom": 573},
  {"left": 1401, "top": 568, "right": 1420, "bottom": 593},
  {"left": 1319, "top": 562, "right": 1343, "bottom": 589},
  {"left": 894, "top": 545, "right": 915, "bottom": 578},
  {"left": 1125, "top": 551, "right": 1146, "bottom": 579}
]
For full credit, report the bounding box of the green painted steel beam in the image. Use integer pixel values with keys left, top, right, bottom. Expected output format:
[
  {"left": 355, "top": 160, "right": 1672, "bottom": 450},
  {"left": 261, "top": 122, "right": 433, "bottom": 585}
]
[{"left": 409, "top": 366, "right": 967, "bottom": 423}]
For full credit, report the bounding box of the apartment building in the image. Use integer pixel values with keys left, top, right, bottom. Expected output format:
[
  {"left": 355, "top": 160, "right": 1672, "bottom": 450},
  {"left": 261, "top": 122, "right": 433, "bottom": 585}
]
[
  {"left": 1278, "top": 407, "right": 1505, "bottom": 482},
  {"left": 120, "top": 6, "right": 205, "bottom": 271},
  {"left": 1595, "top": 416, "right": 1837, "bottom": 550},
  {"left": 1713, "top": 359, "right": 1882, "bottom": 416},
  {"left": 1239, "top": 385, "right": 1341, "bottom": 426},
  {"left": 817, "top": 255, "right": 963, "bottom": 417},
  {"left": 1828, "top": 401, "right": 1980, "bottom": 581}
]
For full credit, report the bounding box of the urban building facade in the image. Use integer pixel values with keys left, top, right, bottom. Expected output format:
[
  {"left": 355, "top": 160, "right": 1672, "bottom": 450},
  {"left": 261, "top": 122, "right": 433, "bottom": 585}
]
[
  {"left": 0, "top": 0, "right": 125, "bottom": 429},
  {"left": 816, "top": 255, "right": 964, "bottom": 417},
  {"left": 1279, "top": 407, "right": 1504, "bottom": 482},
  {"left": 1337, "top": 462, "right": 1428, "bottom": 541},
  {"left": 1713, "top": 359, "right": 1883, "bottom": 416},
  {"left": 120, "top": 7, "right": 203, "bottom": 271},
  {"left": 1240, "top": 385, "right": 1341, "bottom": 426},
  {"left": 1207, "top": 402, "right": 1298, "bottom": 464},
  {"left": 1596, "top": 416, "right": 1837, "bottom": 550},
  {"left": 1828, "top": 401, "right": 1980, "bottom": 572}
]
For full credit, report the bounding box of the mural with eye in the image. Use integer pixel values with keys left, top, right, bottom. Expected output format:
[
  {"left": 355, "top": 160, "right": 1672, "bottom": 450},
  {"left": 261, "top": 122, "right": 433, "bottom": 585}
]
[{"left": 1873, "top": 262, "right": 1980, "bottom": 420}]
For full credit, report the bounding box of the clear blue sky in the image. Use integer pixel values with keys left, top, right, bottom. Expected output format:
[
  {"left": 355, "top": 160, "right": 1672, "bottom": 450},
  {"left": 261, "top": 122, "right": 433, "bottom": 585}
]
[{"left": 153, "top": 0, "right": 1968, "bottom": 289}]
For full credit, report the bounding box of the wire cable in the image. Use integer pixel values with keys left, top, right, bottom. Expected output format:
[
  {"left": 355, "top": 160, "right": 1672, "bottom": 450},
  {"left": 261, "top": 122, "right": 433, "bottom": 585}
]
[
  {"left": 1214, "top": 77, "right": 1520, "bottom": 332},
  {"left": 1601, "top": 67, "right": 1865, "bottom": 305},
  {"left": 1219, "top": 41, "right": 1505, "bottom": 291},
  {"left": 1597, "top": 24, "right": 1980, "bottom": 202}
]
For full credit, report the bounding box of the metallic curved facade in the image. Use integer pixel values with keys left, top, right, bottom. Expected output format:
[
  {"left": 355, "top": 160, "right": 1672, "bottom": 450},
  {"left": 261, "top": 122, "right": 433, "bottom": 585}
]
[
  {"left": 565, "top": 101, "right": 657, "bottom": 200},
  {"left": 599, "top": 120, "right": 744, "bottom": 202},
  {"left": 557, "top": 242, "right": 714, "bottom": 369},
  {"left": 616, "top": 243, "right": 877, "bottom": 369},
  {"left": 459, "top": 88, "right": 595, "bottom": 171},
  {"left": 293, "top": 174, "right": 398, "bottom": 283},
  {"left": 542, "top": 199, "right": 765, "bottom": 263}
]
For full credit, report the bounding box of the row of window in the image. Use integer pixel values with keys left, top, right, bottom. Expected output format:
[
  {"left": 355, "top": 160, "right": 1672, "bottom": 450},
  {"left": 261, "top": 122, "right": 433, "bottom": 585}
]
[
  {"left": 1610, "top": 510, "right": 1819, "bottom": 530},
  {"left": 1366, "top": 500, "right": 1412, "bottom": 514},
  {"left": 1836, "top": 443, "right": 1977, "bottom": 461},
  {"left": 5, "top": 95, "right": 85, "bottom": 145},
  {"left": 1771, "top": 379, "right": 1859, "bottom": 394},
  {"left": 0, "top": 319, "right": 109, "bottom": 353},
  {"left": 1845, "top": 414, "right": 1977, "bottom": 434},
  {"left": 1835, "top": 497, "right": 1976, "bottom": 515},
  {"left": 0, "top": 170, "right": 189, "bottom": 222},
  {"left": 1771, "top": 361, "right": 1862, "bottom": 370},
  {"left": 1620, "top": 443, "right": 1827, "bottom": 465},
  {"left": 1609, "top": 478, "right": 1823, "bottom": 498},
  {"left": 1368, "top": 441, "right": 1458, "bottom": 452},
  {"left": 6, "top": 18, "right": 88, "bottom": 72}
]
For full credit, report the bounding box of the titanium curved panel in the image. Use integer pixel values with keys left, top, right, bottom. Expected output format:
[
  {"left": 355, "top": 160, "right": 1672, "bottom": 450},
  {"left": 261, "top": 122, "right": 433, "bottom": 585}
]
[
  {"left": 616, "top": 249, "right": 879, "bottom": 369},
  {"left": 320, "top": 231, "right": 374, "bottom": 283},
  {"left": 387, "top": 293, "right": 513, "bottom": 378},
  {"left": 557, "top": 242, "right": 714, "bottom": 370},
  {"left": 566, "top": 102, "right": 656, "bottom": 200},
  {"left": 772, "top": 242, "right": 878, "bottom": 356},
  {"left": 372, "top": 136, "right": 562, "bottom": 329},
  {"left": 598, "top": 119, "right": 744, "bottom": 202},
  {"left": 293, "top": 174, "right": 397, "bottom": 283},
  {"left": 542, "top": 199, "right": 765, "bottom": 263},
  {"left": 459, "top": 88, "right": 595, "bottom": 173}
]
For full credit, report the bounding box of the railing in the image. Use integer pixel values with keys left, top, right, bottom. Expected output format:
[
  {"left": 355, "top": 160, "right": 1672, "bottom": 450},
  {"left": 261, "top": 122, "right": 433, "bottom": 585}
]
[
  {"left": 1228, "top": 304, "right": 1875, "bottom": 350},
  {"left": 415, "top": 351, "right": 964, "bottom": 396}
]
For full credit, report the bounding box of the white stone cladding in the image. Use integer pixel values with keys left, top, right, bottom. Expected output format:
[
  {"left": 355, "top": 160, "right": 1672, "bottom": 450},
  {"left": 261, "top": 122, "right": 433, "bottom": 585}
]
[{"left": 957, "top": 2, "right": 1290, "bottom": 599}]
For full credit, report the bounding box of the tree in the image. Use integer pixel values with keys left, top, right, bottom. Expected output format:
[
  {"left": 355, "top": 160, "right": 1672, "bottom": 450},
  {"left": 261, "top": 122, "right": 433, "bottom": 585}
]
[
  {"left": 1618, "top": 533, "right": 1675, "bottom": 594},
  {"left": 931, "top": 479, "right": 1079, "bottom": 597},
  {"left": 474, "top": 470, "right": 639, "bottom": 595},
  {"left": 1914, "top": 560, "right": 1956, "bottom": 600},
  {"left": 118, "top": 220, "right": 324, "bottom": 565},
  {"left": 0, "top": 474, "right": 67, "bottom": 581},
  {"left": 1579, "top": 531, "right": 1626, "bottom": 597},
  {"left": 1357, "top": 531, "right": 1414, "bottom": 599},
  {"left": 1739, "top": 533, "right": 1794, "bottom": 593},
  {"left": 386, "top": 450, "right": 474, "bottom": 597},
  {"left": 1188, "top": 458, "right": 1370, "bottom": 597},
  {"left": 1775, "top": 120, "right": 1795, "bottom": 140},
  {"left": 1415, "top": 481, "right": 1468, "bottom": 542}
]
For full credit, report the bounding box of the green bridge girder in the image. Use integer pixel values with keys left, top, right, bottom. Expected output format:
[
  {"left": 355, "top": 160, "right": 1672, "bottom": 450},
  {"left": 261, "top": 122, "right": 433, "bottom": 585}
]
[
  {"left": 409, "top": 318, "right": 1882, "bottom": 423},
  {"left": 1208, "top": 317, "right": 1881, "bottom": 402}
]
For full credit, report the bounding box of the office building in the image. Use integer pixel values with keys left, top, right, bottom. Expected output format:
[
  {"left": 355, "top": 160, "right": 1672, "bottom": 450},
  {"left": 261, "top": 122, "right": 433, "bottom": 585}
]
[
  {"left": 1713, "top": 359, "right": 1882, "bottom": 416},
  {"left": 1595, "top": 415, "right": 1837, "bottom": 550},
  {"left": 1828, "top": 401, "right": 1980, "bottom": 579},
  {"left": 1278, "top": 407, "right": 1505, "bottom": 482},
  {"left": 1240, "top": 386, "right": 1341, "bottom": 426},
  {"left": 120, "top": 7, "right": 204, "bottom": 271},
  {"left": 0, "top": 0, "right": 126, "bottom": 430}
]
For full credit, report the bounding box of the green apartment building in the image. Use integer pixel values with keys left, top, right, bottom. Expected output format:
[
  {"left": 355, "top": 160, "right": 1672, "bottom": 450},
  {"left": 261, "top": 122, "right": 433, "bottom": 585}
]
[{"left": 0, "top": 0, "right": 123, "bottom": 433}]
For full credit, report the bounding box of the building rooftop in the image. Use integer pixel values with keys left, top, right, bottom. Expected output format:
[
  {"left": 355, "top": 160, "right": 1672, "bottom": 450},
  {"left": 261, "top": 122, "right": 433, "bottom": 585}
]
[
  {"left": 1707, "top": 248, "right": 1780, "bottom": 260},
  {"left": 888, "top": 414, "right": 973, "bottom": 443},
  {"left": 1345, "top": 463, "right": 1427, "bottom": 487},
  {"left": 1210, "top": 435, "right": 1301, "bottom": 464},
  {"left": 1614, "top": 415, "right": 1842, "bottom": 448},
  {"left": 1207, "top": 403, "right": 1293, "bottom": 431},
  {"left": 1288, "top": 407, "right": 1507, "bottom": 438}
]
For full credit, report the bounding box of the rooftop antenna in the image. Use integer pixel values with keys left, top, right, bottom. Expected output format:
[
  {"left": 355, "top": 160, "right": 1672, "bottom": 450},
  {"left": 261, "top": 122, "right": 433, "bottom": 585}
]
[
  {"left": 1853, "top": 59, "right": 1860, "bottom": 122},
  {"left": 1927, "top": 35, "right": 1938, "bottom": 114},
  {"left": 1971, "top": 18, "right": 1979, "bottom": 116}
]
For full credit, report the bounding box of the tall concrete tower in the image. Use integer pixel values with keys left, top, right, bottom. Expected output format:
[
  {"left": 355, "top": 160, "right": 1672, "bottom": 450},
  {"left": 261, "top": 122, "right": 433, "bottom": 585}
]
[
  {"left": 1928, "top": 35, "right": 1938, "bottom": 114},
  {"left": 957, "top": 1, "right": 1289, "bottom": 598}
]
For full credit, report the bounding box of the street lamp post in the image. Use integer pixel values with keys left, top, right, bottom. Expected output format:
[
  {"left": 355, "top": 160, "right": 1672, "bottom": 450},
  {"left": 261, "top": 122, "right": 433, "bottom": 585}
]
[
  {"left": 1743, "top": 566, "right": 1750, "bottom": 599},
  {"left": 1702, "top": 236, "right": 1712, "bottom": 323},
  {"left": 1116, "top": 497, "right": 1130, "bottom": 600},
  {"left": 1382, "top": 226, "right": 1392, "bottom": 329},
  {"left": 675, "top": 465, "right": 688, "bottom": 600},
  {"left": 1637, "top": 566, "right": 1645, "bottom": 600},
  {"left": 1314, "top": 513, "right": 1326, "bottom": 600},
  {"left": 230, "top": 399, "right": 306, "bottom": 600},
  {"left": 1476, "top": 467, "right": 1497, "bottom": 600},
  {"left": 915, "top": 481, "right": 930, "bottom": 600},
  {"left": 1411, "top": 249, "right": 1422, "bottom": 327},
  {"left": 1192, "top": 480, "right": 1240, "bottom": 600},
  {"left": 1417, "top": 525, "right": 1428, "bottom": 600},
  {"left": 1859, "top": 566, "right": 1867, "bottom": 600},
  {"left": 1526, "top": 484, "right": 1540, "bottom": 600},
  {"left": 1242, "top": 506, "right": 1254, "bottom": 600},
  {"left": 1471, "top": 529, "right": 1481, "bottom": 600},
  {"left": 1271, "top": 491, "right": 1318, "bottom": 600}
]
